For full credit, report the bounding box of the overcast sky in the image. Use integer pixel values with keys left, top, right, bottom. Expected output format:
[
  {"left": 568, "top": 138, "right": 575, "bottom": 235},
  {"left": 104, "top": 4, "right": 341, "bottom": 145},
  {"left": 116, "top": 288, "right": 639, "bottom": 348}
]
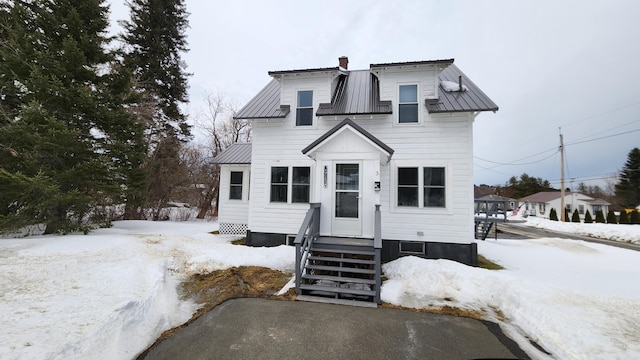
[{"left": 108, "top": 0, "right": 640, "bottom": 189}]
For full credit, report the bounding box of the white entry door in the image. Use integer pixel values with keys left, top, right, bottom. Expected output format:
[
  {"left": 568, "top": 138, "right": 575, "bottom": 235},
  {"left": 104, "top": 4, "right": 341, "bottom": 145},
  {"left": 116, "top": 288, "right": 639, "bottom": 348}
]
[{"left": 332, "top": 162, "right": 362, "bottom": 236}]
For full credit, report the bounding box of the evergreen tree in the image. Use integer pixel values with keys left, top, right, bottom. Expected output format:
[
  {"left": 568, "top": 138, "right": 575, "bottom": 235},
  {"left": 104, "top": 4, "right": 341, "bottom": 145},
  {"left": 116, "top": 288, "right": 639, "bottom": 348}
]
[
  {"left": 595, "top": 209, "right": 606, "bottom": 223},
  {"left": 584, "top": 209, "right": 593, "bottom": 223},
  {"left": 121, "top": 0, "right": 191, "bottom": 146},
  {"left": 630, "top": 209, "right": 640, "bottom": 225},
  {"left": 618, "top": 210, "right": 630, "bottom": 224},
  {"left": 606, "top": 210, "right": 618, "bottom": 224},
  {"left": 120, "top": 0, "right": 191, "bottom": 218},
  {"left": 572, "top": 209, "right": 581, "bottom": 223},
  {"left": 564, "top": 208, "right": 571, "bottom": 222},
  {"left": 0, "top": 0, "right": 145, "bottom": 233},
  {"left": 505, "top": 173, "right": 555, "bottom": 199},
  {"left": 615, "top": 148, "right": 640, "bottom": 208},
  {"left": 549, "top": 208, "right": 558, "bottom": 221}
]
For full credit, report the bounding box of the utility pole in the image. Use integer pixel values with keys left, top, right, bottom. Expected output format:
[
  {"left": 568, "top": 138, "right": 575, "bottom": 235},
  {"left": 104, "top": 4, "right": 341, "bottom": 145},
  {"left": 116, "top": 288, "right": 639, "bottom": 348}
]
[{"left": 559, "top": 128, "right": 565, "bottom": 222}]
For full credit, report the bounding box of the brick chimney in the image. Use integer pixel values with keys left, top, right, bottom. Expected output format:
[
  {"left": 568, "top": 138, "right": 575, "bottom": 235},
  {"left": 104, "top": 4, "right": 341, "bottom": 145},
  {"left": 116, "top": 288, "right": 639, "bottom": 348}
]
[{"left": 339, "top": 56, "right": 348, "bottom": 70}]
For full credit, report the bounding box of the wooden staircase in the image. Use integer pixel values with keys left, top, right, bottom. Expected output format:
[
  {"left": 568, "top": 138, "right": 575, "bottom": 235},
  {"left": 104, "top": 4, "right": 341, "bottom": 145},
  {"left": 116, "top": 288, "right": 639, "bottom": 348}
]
[
  {"left": 294, "top": 204, "right": 382, "bottom": 308},
  {"left": 298, "top": 237, "right": 378, "bottom": 307}
]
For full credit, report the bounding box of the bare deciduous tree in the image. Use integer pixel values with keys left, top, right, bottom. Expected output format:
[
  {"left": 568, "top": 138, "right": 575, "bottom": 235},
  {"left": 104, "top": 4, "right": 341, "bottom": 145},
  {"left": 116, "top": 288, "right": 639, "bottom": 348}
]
[{"left": 190, "top": 91, "right": 251, "bottom": 218}]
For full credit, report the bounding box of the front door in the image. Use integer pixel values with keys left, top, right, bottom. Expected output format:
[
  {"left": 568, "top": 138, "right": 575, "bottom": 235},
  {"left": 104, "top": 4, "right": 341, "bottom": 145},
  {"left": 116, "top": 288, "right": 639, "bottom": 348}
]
[{"left": 332, "top": 162, "right": 362, "bottom": 236}]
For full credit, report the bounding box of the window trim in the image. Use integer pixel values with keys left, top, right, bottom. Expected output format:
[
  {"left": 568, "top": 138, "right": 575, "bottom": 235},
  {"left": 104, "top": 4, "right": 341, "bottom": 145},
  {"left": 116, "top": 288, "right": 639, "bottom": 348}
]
[
  {"left": 391, "top": 161, "right": 451, "bottom": 214},
  {"left": 229, "top": 171, "right": 244, "bottom": 200},
  {"left": 296, "top": 89, "right": 314, "bottom": 127},
  {"left": 397, "top": 83, "right": 420, "bottom": 124},
  {"left": 269, "top": 164, "right": 312, "bottom": 205}
]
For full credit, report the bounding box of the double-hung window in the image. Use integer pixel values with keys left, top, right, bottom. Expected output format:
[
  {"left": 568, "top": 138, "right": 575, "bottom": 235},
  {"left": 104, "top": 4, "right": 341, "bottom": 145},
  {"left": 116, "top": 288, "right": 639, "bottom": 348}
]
[
  {"left": 296, "top": 90, "right": 313, "bottom": 126},
  {"left": 270, "top": 166, "right": 310, "bottom": 203},
  {"left": 398, "top": 84, "right": 418, "bottom": 123},
  {"left": 229, "top": 171, "right": 243, "bottom": 200},
  {"left": 397, "top": 166, "right": 446, "bottom": 208}
]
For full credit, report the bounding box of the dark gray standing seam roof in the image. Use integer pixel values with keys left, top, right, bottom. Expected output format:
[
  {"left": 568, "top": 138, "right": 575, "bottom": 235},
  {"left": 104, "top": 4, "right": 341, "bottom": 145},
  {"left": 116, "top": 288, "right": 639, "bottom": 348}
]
[
  {"left": 234, "top": 80, "right": 290, "bottom": 119},
  {"left": 302, "top": 118, "right": 394, "bottom": 156},
  {"left": 210, "top": 143, "right": 252, "bottom": 164},
  {"left": 316, "top": 70, "right": 392, "bottom": 116},
  {"left": 426, "top": 64, "right": 499, "bottom": 113}
]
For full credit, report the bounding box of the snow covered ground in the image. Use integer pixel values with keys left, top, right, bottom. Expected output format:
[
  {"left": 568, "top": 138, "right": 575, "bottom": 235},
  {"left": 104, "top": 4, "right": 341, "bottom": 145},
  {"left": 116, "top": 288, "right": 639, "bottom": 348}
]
[
  {"left": 2, "top": 220, "right": 639, "bottom": 359},
  {"left": 522, "top": 216, "right": 640, "bottom": 244}
]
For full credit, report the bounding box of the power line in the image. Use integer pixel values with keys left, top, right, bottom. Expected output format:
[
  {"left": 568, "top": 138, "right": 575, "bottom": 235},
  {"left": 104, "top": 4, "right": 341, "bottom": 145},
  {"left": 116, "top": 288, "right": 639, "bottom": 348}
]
[
  {"left": 565, "top": 128, "right": 640, "bottom": 147},
  {"left": 474, "top": 147, "right": 558, "bottom": 168}
]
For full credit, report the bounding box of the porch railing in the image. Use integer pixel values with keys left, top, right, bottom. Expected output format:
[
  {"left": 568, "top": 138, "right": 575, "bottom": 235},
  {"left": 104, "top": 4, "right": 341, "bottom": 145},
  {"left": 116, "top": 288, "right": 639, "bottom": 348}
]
[{"left": 294, "top": 203, "right": 321, "bottom": 295}]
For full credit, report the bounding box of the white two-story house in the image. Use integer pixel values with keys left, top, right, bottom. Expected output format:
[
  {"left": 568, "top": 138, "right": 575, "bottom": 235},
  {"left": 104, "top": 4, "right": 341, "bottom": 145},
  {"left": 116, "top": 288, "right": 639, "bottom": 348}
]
[{"left": 212, "top": 57, "right": 498, "bottom": 305}]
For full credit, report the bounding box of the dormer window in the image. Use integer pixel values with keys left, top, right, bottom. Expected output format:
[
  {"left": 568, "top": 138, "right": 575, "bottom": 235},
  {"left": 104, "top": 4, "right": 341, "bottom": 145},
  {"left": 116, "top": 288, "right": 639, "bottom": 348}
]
[
  {"left": 296, "top": 90, "right": 313, "bottom": 126},
  {"left": 398, "top": 84, "right": 418, "bottom": 123}
]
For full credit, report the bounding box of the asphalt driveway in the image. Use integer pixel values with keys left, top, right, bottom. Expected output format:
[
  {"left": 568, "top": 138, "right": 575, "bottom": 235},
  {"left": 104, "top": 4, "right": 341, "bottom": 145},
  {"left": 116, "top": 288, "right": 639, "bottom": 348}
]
[{"left": 138, "top": 298, "right": 528, "bottom": 360}]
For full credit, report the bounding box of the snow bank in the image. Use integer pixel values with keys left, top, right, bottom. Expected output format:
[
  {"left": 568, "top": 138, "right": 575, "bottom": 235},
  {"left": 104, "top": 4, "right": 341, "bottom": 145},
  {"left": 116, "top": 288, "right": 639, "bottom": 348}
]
[
  {"left": 524, "top": 216, "right": 640, "bottom": 244},
  {"left": 382, "top": 239, "right": 640, "bottom": 359},
  {"left": 0, "top": 221, "right": 295, "bottom": 360}
]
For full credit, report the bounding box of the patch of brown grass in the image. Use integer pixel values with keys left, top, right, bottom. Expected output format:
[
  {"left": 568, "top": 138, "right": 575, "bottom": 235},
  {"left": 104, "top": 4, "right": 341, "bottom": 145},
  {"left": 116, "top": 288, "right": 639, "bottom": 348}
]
[
  {"left": 151, "top": 267, "right": 292, "bottom": 344},
  {"left": 230, "top": 237, "right": 246, "bottom": 245},
  {"left": 477, "top": 254, "right": 504, "bottom": 270},
  {"left": 380, "top": 302, "right": 486, "bottom": 320}
]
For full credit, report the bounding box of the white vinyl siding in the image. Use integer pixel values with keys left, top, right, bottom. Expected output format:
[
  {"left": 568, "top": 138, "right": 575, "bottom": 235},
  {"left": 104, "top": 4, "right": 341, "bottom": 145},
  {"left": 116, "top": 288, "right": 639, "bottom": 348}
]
[
  {"left": 218, "top": 164, "right": 250, "bottom": 226},
  {"left": 248, "top": 67, "right": 475, "bottom": 243}
]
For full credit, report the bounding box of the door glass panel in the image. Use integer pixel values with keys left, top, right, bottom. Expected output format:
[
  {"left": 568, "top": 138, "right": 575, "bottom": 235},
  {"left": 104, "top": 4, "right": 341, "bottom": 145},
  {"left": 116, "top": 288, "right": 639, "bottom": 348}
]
[{"left": 335, "top": 164, "right": 359, "bottom": 218}]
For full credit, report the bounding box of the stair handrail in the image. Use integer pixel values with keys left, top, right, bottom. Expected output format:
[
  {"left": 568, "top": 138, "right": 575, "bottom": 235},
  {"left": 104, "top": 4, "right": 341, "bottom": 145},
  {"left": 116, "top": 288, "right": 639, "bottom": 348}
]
[
  {"left": 294, "top": 203, "right": 321, "bottom": 295},
  {"left": 374, "top": 204, "right": 382, "bottom": 304}
]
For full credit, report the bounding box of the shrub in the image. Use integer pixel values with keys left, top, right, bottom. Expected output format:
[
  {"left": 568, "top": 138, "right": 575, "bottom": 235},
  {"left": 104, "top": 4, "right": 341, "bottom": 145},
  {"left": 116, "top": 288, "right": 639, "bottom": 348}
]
[
  {"left": 606, "top": 210, "right": 618, "bottom": 224},
  {"left": 564, "top": 208, "right": 571, "bottom": 222},
  {"left": 630, "top": 209, "right": 640, "bottom": 225},
  {"left": 595, "top": 209, "right": 606, "bottom": 223},
  {"left": 572, "top": 209, "right": 581, "bottom": 223},
  {"left": 584, "top": 210, "right": 593, "bottom": 223},
  {"left": 619, "top": 210, "right": 630, "bottom": 224},
  {"left": 549, "top": 208, "right": 558, "bottom": 221}
]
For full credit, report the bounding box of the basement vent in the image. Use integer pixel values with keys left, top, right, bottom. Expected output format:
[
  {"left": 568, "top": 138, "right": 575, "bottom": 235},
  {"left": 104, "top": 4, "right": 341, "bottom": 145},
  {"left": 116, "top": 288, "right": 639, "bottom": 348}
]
[{"left": 399, "top": 241, "right": 425, "bottom": 255}]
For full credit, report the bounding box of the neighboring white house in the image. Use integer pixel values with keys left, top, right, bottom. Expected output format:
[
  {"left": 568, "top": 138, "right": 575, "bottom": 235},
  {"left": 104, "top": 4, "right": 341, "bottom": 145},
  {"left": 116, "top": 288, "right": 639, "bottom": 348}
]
[
  {"left": 212, "top": 57, "right": 498, "bottom": 266},
  {"left": 519, "top": 191, "right": 610, "bottom": 220}
]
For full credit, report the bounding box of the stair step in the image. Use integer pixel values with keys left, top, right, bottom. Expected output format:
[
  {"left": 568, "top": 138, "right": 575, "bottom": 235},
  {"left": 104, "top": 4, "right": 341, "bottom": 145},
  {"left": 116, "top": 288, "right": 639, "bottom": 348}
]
[
  {"left": 302, "top": 273, "right": 376, "bottom": 285},
  {"left": 309, "top": 255, "right": 375, "bottom": 265},
  {"left": 310, "top": 247, "right": 375, "bottom": 256},
  {"left": 306, "top": 264, "right": 375, "bottom": 274},
  {"left": 315, "top": 236, "right": 374, "bottom": 247},
  {"left": 299, "top": 283, "right": 376, "bottom": 297},
  {"left": 296, "top": 295, "right": 377, "bottom": 308}
]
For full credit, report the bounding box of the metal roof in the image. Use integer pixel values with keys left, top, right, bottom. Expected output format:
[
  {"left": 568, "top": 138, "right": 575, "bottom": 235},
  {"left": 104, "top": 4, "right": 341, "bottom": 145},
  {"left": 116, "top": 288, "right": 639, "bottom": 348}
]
[
  {"left": 235, "top": 61, "right": 498, "bottom": 120},
  {"left": 268, "top": 66, "right": 339, "bottom": 76},
  {"left": 210, "top": 143, "right": 252, "bottom": 164},
  {"left": 316, "top": 70, "right": 392, "bottom": 116},
  {"left": 302, "top": 118, "right": 394, "bottom": 157},
  {"left": 370, "top": 59, "right": 454, "bottom": 68},
  {"left": 234, "top": 80, "right": 290, "bottom": 119},
  {"left": 426, "top": 64, "right": 499, "bottom": 114}
]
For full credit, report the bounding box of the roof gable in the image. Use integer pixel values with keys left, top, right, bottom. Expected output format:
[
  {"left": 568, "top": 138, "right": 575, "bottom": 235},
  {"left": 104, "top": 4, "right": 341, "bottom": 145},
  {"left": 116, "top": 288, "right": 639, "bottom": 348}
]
[{"left": 302, "top": 118, "right": 394, "bottom": 163}]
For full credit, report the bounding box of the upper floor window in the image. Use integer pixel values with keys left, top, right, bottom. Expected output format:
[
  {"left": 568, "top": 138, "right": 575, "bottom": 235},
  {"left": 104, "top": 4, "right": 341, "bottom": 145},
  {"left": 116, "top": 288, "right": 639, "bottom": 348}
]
[
  {"left": 296, "top": 90, "right": 313, "bottom": 126},
  {"left": 398, "top": 85, "right": 418, "bottom": 123},
  {"left": 229, "top": 171, "right": 243, "bottom": 200},
  {"left": 270, "top": 166, "right": 311, "bottom": 203}
]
